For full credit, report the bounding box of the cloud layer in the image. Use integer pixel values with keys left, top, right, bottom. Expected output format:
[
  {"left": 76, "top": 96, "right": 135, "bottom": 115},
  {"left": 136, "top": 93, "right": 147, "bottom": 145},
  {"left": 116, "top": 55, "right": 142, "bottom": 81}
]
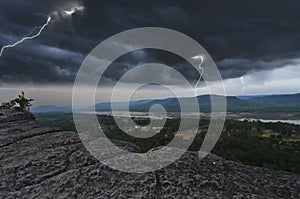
[{"left": 0, "top": 0, "right": 300, "bottom": 91}]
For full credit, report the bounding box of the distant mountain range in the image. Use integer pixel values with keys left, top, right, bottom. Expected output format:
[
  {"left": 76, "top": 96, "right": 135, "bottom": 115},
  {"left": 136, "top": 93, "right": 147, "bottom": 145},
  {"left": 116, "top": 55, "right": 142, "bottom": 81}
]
[
  {"left": 31, "top": 105, "right": 72, "bottom": 113},
  {"left": 31, "top": 93, "right": 300, "bottom": 113},
  {"left": 246, "top": 93, "right": 300, "bottom": 105}
]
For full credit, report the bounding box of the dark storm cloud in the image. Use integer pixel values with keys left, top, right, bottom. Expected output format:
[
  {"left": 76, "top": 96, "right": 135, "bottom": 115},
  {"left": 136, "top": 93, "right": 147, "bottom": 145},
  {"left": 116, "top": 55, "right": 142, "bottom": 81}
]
[
  {"left": 216, "top": 58, "right": 299, "bottom": 79},
  {"left": 0, "top": 0, "right": 300, "bottom": 84}
]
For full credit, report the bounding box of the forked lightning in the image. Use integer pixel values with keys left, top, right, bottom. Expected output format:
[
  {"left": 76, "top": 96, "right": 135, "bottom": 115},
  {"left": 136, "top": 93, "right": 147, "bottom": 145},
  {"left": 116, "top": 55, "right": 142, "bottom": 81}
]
[{"left": 0, "top": 17, "right": 51, "bottom": 57}]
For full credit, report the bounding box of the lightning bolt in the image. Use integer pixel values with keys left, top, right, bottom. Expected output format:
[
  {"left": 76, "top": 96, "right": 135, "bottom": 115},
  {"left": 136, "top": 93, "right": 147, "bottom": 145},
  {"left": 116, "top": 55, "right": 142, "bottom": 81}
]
[
  {"left": 63, "top": 6, "right": 84, "bottom": 15},
  {"left": 240, "top": 76, "right": 246, "bottom": 93},
  {"left": 0, "top": 16, "right": 51, "bottom": 57},
  {"left": 192, "top": 55, "right": 204, "bottom": 96},
  {"left": 0, "top": 4, "right": 85, "bottom": 58},
  {"left": 53, "top": 5, "right": 85, "bottom": 17}
]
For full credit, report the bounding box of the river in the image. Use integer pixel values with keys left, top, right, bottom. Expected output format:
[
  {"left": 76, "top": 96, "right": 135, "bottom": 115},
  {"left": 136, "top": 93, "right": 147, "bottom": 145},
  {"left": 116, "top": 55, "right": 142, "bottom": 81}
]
[{"left": 238, "top": 118, "right": 300, "bottom": 125}]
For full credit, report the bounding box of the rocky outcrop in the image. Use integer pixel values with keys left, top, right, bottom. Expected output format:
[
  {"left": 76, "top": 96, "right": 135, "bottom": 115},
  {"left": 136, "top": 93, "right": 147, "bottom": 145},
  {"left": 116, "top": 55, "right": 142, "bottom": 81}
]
[{"left": 0, "top": 108, "right": 299, "bottom": 198}]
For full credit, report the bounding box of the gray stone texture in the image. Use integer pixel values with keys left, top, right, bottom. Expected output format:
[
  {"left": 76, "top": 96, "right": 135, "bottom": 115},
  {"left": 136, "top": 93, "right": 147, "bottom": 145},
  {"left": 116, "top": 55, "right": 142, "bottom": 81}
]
[{"left": 0, "top": 108, "right": 299, "bottom": 198}]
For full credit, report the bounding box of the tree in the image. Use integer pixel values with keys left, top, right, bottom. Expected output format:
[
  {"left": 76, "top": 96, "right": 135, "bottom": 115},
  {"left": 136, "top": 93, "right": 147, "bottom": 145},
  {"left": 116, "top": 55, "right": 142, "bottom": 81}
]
[
  {"left": 0, "top": 100, "right": 16, "bottom": 109},
  {"left": 0, "top": 91, "right": 34, "bottom": 111},
  {"left": 14, "top": 91, "right": 34, "bottom": 110}
]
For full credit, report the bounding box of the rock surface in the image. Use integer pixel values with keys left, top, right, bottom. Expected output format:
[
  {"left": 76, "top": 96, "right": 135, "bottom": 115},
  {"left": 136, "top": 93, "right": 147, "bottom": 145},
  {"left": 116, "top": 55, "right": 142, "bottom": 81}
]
[{"left": 0, "top": 108, "right": 299, "bottom": 198}]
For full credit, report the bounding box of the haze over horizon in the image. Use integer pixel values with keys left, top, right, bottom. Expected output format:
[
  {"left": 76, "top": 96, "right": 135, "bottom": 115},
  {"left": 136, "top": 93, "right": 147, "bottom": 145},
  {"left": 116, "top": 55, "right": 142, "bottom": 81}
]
[{"left": 1, "top": 0, "right": 300, "bottom": 105}]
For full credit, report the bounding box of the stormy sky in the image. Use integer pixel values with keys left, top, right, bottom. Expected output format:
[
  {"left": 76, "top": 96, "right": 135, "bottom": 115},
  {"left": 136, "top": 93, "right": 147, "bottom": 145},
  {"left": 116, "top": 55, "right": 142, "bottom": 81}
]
[{"left": 1, "top": 0, "right": 300, "bottom": 105}]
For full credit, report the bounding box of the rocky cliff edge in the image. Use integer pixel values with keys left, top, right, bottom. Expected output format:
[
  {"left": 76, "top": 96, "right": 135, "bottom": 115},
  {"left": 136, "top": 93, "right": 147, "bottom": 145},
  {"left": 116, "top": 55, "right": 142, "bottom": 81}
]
[{"left": 0, "top": 108, "right": 299, "bottom": 198}]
